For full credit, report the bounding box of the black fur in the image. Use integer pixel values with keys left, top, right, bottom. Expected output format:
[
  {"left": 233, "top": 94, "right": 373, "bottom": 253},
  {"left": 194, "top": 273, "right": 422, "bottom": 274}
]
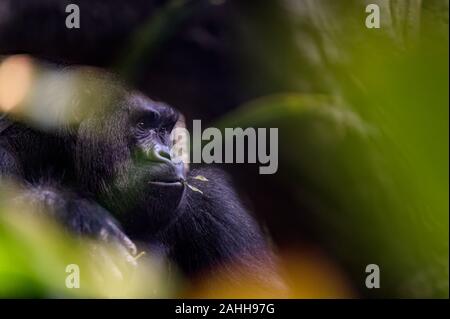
[
  {"left": 0, "top": 67, "right": 282, "bottom": 291},
  {"left": 163, "top": 168, "right": 275, "bottom": 277}
]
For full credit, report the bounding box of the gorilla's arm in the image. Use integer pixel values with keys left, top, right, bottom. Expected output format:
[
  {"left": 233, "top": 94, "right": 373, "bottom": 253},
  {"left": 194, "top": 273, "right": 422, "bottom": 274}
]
[
  {"left": 0, "top": 120, "right": 136, "bottom": 259},
  {"left": 10, "top": 183, "right": 137, "bottom": 258}
]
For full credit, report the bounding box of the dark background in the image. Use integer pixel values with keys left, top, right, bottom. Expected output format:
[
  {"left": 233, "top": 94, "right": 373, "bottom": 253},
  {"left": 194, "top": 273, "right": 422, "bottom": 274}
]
[{"left": 1, "top": 0, "right": 448, "bottom": 298}]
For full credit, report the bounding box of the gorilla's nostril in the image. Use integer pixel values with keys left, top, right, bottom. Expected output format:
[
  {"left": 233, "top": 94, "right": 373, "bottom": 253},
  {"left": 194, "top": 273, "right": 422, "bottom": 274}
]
[
  {"left": 149, "top": 145, "right": 172, "bottom": 163},
  {"left": 158, "top": 149, "right": 171, "bottom": 161}
]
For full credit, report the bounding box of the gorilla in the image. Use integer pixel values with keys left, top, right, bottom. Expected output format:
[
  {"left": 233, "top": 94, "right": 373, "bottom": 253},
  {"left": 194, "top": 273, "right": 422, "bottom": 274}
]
[{"left": 0, "top": 61, "right": 283, "bottom": 294}]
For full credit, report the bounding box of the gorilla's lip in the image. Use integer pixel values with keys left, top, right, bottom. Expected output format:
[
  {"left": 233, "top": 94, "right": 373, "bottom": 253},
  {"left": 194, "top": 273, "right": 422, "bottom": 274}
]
[{"left": 148, "top": 180, "right": 184, "bottom": 187}]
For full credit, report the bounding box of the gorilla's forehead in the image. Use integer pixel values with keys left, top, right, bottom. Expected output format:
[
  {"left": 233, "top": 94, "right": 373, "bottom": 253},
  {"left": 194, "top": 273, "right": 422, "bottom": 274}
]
[
  {"left": 61, "top": 66, "right": 179, "bottom": 122},
  {"left": 126, "top": 92, "right": 179, "bottom": 121}
]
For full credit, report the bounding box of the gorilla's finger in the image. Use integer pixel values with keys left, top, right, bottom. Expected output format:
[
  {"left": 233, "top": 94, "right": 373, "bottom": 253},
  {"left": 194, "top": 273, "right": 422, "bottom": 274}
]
[
  {"left": 102, "top": 220, "right": 138, "bottom": 256},
  {"left": 115, "top": 231, "right": 137, "bottom": 257},
  {"left": 89, "top": 242, "right": 124, "bottom": 282},
  {"left": 112, "top": 241, "right": 138, "bottom": 268}
]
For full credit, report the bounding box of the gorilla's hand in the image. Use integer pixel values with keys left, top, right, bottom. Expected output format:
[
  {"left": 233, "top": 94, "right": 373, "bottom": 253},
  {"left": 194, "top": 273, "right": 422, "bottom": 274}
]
[{"left": 13, "top": 184, "right": 138, "bottom": 268}]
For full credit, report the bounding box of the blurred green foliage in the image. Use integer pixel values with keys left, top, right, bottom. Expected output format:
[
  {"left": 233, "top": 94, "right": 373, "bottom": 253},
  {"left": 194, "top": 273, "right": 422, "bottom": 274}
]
[
  {"left": 0, "top": 191, "right": 175, "bottom": 298},
  {"left": 218, "top": 0, "right": 448, "bottom": 297}
]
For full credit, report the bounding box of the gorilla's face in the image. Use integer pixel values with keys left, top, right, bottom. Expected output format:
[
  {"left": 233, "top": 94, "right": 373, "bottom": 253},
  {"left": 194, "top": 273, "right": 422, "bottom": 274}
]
[
  {"left": 73, "top": 74, "right": 186, "bottom": 232},
  {"left": 127, "top": 93, "right": 184, "bottom": 185},
  {"left": 121, "top": 93, "right": 186, "bottom": 232}
]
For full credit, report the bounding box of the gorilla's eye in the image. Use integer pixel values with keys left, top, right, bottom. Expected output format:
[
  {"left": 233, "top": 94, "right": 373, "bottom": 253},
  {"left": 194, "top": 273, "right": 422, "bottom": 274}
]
[{"left": 136, "top": 112, "right": 160, "bottom": 131}]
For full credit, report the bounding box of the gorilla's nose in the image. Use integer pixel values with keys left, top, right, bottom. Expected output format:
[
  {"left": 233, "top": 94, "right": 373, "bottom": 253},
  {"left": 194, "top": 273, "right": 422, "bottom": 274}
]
[
  {"left": 152, "top": 144, "right": 172, "bottom": 162},
  {"left": 148, "top": 144, "right": 185, "bottom": 181}
]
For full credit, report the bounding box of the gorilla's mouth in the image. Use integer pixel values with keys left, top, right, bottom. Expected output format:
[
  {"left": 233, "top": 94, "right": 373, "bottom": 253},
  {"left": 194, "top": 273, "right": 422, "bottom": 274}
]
[
  {"left": 140, "top": 161, "right": 186, "bottom": 188},
  {"left": 148, "top": 180, "right": 184, "bottom": 187}
]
